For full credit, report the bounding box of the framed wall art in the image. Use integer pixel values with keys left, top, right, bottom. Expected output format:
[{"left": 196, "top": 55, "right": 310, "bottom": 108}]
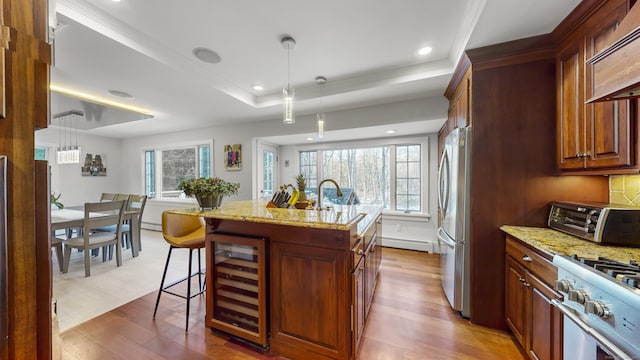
[
  {"left": 81, "top": 153, "right": 107, "bottom": 176},
  {"left": 224, "top": 144, "right": 242, "bottom": 170}
]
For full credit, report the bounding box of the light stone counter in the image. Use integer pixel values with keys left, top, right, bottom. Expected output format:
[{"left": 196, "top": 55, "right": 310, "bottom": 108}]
[
  {"left": 501, "top": 225, "right": 640, "bottom": 263},
  {"left": 169, "top": 199, "right": 382, "bottom": 236}
]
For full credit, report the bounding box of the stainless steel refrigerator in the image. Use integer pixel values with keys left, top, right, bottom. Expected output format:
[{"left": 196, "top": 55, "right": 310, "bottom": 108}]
[{"left": 437, "top": 126, "right": 470, "bottom": 317}]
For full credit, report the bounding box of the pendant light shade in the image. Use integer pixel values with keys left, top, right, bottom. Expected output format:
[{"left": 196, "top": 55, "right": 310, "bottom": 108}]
[
  {"left": 55, "top": 110, "right": 83, "bottom": 164},
  {"left": 283, "top": 86, "right": 295, "bottom": 124},
  {"left": 281, "top": 36, "right": 296, "bottom": 124},
  {"left": 315, "top": 76, "right": 327, "bottom": 138},
  {"left": 317, "top": 112, "right": 325, "bottom": 138}
]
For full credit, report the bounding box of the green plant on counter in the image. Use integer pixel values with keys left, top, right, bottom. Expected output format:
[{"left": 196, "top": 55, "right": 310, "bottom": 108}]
[
  {"left": 51, "top": 192, "right": 64, "bottom": 209},
  {"left": 177, "top": 177, "right": 240, "bottom": 197},
  {"left": 296, "top": 173, "right": 307, "bottom": 202}
]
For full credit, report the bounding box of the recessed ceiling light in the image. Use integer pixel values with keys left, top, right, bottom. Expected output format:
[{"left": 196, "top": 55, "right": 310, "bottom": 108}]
[
  {"left": 252, "top": 84, "right": 264, "bottom": 91},
  {"left": 107, "top": 89, "right": 135, "bottom": 99},
  {"left": 112, "top": 0, "right": 121, "bottom": 2},
  {"left": 386, "top": 130, "right": 396, "bottom": 134},
  {"left": 418, "top": 46, "right": 432, "bottom": 56},
  {"left": 306, "top": 137, "right": 314, "bottom": 141},
  {"left": 193, "top": 47, "right": 221, "bottom": 64}
]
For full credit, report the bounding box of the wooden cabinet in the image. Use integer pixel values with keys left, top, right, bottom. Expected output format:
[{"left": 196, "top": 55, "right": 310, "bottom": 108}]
[
  {"left": 351, "top": 257, "right": 365, "bottom": 357},
  {"left": 505, "top": 236, "right": 562, "bottom": 360},
  {"left": 352, "top": 214, "right": 382, "bottom": 358},
  {"left": 443, "top": 63, "right": 472, "bottom": 137},
  {"left": 206, "top": 233, "right": 267, "bottom": 347},
  {"left": 556, "top": 0, "right": 637, "bottom": 173},
  {"left": 271, "top": 241, "right": 348, "bottom": 360}
]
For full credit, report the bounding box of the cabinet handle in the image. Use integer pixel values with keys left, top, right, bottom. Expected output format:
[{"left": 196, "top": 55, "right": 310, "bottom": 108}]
[
  {"left": 523, "top": 282, "right": 531, "bottom": 287},
  {"left": 357, "top": 249, "right": 364, "bottom": 255},
  {"left": 518, "top": 277, "right": 525, "bottom": 282},
  {"left": 522, "top": 255, "right": 532, "bottom": 263}
]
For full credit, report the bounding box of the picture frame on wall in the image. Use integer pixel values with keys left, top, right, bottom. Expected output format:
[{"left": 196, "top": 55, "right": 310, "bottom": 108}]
[
  {"left": 81, "top": 153, "right": 107, "bottom": 176},
  {"left": 224, "top": 144, "right": 241, "bottom": 170}
]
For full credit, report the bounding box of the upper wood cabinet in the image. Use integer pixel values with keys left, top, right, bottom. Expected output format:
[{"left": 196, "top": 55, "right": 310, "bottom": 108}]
[
  {"left": 444, "top": 62, "right": 472, "bottom": 137},
  {"left": 556, "top": 0, "right": 637, "bottom": 173}
]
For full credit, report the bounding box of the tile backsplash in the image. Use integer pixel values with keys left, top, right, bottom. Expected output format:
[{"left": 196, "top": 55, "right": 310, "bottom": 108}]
[{"left": 610, "top": 175, "right": 640, "bottom": 205}]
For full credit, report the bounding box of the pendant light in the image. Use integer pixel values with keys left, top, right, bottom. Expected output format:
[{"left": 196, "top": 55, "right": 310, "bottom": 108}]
[
  {"left": 281, "top": 36, "right": 296, "bottom": 124},
  {"left": 315, "top": 76, "right": 327, "bottom": 138},
  {"left": 54, "top": 110, "right": 83, "bottom": 164}
]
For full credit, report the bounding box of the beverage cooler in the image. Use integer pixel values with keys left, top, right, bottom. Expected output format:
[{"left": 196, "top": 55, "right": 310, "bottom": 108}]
[{"left": 205, "top": 233, "right": 268, "bottom": 347}]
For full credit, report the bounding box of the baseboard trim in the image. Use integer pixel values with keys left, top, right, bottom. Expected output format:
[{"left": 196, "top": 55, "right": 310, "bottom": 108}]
[
  {"left": 382, "top": 237, "right": 438, "bottom": 253},
  {"left": 142, "top": 222, "right": 162, "bottom": 231}
]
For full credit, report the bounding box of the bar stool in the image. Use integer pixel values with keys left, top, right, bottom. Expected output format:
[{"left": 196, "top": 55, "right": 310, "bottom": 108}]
[{"left": 153, "top": 211, "right": 206, "bottom": 332}]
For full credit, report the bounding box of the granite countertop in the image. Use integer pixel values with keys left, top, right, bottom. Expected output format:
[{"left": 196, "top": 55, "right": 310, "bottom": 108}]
[
  {"left": 500, "top": 225, "right": 640, "bottom": 263},
  {"left": 169, "top": 199, "right": 383, "bottom": 235}
]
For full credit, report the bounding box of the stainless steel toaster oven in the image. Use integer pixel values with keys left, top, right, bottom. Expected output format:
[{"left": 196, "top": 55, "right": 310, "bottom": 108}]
[{"left": 548, "top": 201, "right": 640, "bottom": 246}]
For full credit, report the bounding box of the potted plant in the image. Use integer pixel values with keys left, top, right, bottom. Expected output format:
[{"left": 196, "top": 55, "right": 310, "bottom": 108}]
[
  {"left": 178, "top": 177, "right": 240, "bottom": 209},
  {"left": 51, "top": 192, "right": 64, "bottom": 209}
]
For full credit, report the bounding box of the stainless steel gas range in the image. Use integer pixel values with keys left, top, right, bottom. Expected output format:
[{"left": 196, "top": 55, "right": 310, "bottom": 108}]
[{"left": 552, "top": 254, "right": 640, "bottom": 359}]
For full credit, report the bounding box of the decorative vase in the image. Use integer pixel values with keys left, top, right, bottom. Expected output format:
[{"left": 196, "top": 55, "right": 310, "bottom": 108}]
[{"left": 196, "top": 194, "right": 223, "bottom": 210}]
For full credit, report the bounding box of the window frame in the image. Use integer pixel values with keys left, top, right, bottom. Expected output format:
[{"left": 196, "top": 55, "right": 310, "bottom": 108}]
[
  {"left": 142, "top": 140, "right": 214, "bottom": 201},
  {"left": 296, "top": 136, "right": 429, "bottom": 215}
]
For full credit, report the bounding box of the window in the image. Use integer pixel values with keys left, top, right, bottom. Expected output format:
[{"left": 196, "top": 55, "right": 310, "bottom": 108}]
[
  {"left": 395, "top": 145, "right": 420, "bottom": 211},
  {"left": 144, "top": 143, "right": 212, "bottom": 199},
  {"left": 299, "top": 151, "right": 318, "bottom": 190},
  {"left": 300, "top": 141, "right": 423, "bottom": 212},
  {"left": 35, "top": 147, "right": 47, "bottom": 160}
]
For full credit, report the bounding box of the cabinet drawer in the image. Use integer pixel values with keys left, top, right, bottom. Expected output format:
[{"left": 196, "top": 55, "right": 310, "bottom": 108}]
[{"left": 506, "top": 236, "right": 557, "bottom": 286}]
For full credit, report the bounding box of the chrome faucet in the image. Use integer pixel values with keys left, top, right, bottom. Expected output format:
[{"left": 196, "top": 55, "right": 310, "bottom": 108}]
[{"left": 317, "top": 179, "right": 343, "bottom": 210}]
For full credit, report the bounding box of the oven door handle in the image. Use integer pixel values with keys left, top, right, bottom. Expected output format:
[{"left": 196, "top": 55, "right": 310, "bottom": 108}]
[{"left": 551, "top": 300, "right": 634, "bottom": 360}]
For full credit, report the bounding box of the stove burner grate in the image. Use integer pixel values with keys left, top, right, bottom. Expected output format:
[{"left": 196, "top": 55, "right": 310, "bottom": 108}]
[{"left": 570, "top": 255, "right": 640, "bottom": 289}]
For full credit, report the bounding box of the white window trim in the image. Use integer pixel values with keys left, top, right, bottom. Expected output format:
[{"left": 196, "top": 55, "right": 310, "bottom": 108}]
[
  {"left": 141, "top": 139, "right": 214, "bottom": 200},
  {"left": 296, "top": 135, "right": 429, "bottom": 215}
]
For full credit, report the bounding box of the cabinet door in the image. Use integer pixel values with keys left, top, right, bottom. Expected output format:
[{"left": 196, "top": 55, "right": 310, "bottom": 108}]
[
  {"left": 455, "top": 75, "right": 470, "bottom": 128},
  {"left": 557, "top": 41, "right": 586, "bottom": 170},
  {"left": 270, "top": 242, "right": 348, "bottom": 359},
  {"left": 505, "top": 256, "right": 526, "bottom": 346},
  {"left": 526, "top": 272, "right": 563, "bottom": 360},
  {"left": 364, "top": 241, "right": 376, "bottom": 316},
  {"left": 352, "top": 258, "right": 365, "bottom": 358},
  {"left": 584, "top": 2, "right": 633, "bottom": 169}
]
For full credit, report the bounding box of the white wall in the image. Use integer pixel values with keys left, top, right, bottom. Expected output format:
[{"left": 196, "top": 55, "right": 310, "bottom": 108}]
[
  {"left": 35, "top": 128, "right": 123, "bottom": 207},
  {"left": 39, "top": 96, "right": 447, "bottom": 244}
]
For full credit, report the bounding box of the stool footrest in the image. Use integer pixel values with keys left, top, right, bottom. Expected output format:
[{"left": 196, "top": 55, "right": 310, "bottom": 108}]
[{"left": 160, "top": 270, "right": 206, "bottom": 299}]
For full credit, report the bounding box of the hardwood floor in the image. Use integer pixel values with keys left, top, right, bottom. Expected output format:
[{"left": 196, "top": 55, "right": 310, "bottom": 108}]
[{"left": 59, "top": 247, "right": 524, "bottom": 359}]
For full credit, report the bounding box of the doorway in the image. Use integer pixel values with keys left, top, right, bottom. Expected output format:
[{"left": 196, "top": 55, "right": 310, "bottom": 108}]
[{"left": 256, "top": 141, "right": 278, "bottom": 200}]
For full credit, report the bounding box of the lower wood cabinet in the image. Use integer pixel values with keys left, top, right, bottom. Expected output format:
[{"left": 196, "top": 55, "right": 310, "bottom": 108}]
[
  {"left": 352, "top": 257, "right": 365, "bottom": 356},
  {"left": 270, "top": 241, "right": 349, "bottom": 360},
  {"left": 505, "top": 236, "right": 562, "bottom": 360}
]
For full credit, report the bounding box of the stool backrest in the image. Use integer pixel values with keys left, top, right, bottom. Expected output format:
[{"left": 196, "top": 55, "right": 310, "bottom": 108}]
[{"left": 162, "top": 211, "right": 204, "bottom": 238}]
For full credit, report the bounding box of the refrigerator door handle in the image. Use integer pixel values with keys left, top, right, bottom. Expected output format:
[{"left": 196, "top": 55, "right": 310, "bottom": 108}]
[
  {"left": 438, "top": 227, "right": 462, "bottom": 246},
  {"left": 437, "top": 150, "right": 449, "bottom": 217}
]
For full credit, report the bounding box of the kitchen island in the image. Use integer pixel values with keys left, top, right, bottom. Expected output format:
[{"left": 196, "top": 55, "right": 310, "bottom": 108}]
[{"left": 170, "top": 199, "right": 382, "bottom": 360}]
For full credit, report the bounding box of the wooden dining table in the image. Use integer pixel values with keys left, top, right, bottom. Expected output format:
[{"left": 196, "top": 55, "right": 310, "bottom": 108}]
[{"left": 51, "top": 206, "right": 141, "bottom": 257}]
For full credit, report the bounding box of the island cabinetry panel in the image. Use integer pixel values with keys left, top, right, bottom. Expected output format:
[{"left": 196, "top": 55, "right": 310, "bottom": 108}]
[
  {"left": 270, "top": 242, "right": 349, "bottom": 360},
  {"left": 556, "top": 0, "right": 637, "bottom": 173},
  {"left": 505, "top": 235, "right": 562, "bottom": 360},
  {"left": 351, "top": 256, "right": 365, "bottom": 359},
  {"left": 205, "top": 233, "right": 267, "bottom": 347}
]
